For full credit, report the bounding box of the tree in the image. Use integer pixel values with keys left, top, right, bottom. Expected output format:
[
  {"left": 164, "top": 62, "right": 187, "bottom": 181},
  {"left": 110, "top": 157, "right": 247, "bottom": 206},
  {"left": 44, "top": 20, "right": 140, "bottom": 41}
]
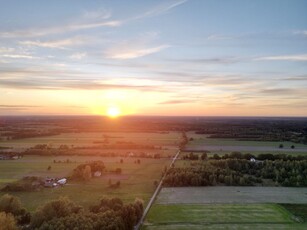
[
  {"left": 83, "top": 165, "right": 92, "bottom": 181},
  {"left": 31, "top": 197, "right": 82, "bottom": 229},
  {"left": 0, "top": 194, "right": 30, "bottom": 225},
  {"left": 0, "top": 194, "right": 23, "bottom": 216},
  {"left": 0, "top": 212, "right": 17, "bottom": 230},
  {"left": 201, "top": 152, "right": 207, "bottom": 160}
]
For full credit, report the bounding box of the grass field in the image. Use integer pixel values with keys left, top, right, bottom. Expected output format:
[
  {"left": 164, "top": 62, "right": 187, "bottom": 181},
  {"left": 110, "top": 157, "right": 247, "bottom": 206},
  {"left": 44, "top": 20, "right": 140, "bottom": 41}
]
[
  {"left": 0, "top": 155, "right": 172, "bottom": 211},
  {"left": 0, "top": 131, "right": 180, "bottom": 150},
  {"left": 156, "top": 187, "right": 307, "bottom": 204},
  {"left": 143, "top": 203, "right": 307, "bottom": 230},
  {"left": 187, "top": 132, "right": 307, "bottom": 148}
]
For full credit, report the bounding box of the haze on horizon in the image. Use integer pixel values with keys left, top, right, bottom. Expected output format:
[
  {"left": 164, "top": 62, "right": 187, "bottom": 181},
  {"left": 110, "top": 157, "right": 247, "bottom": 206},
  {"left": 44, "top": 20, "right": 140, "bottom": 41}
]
[{"left": 1, "top": 0, "right": 307, "bottom": 117}]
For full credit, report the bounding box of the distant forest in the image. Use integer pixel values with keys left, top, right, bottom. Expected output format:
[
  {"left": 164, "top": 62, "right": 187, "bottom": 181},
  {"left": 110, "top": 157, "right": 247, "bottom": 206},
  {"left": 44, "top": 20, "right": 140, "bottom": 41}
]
[{"left": 1, "top": 116, "right": 307, "bottom": 144}]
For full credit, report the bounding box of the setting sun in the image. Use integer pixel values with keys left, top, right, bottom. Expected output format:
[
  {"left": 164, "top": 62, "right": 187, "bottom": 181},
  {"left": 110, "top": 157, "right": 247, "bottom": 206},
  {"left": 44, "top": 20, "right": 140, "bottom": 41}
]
[{"left": 107, "top": 106, "right": 121, "bottom": 118}]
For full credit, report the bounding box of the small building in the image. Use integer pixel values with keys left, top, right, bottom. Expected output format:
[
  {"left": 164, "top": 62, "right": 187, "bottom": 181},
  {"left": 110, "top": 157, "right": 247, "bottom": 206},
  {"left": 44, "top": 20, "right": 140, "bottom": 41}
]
[{"left": 94, "top": 171, "right": 102, "bottom": 177}]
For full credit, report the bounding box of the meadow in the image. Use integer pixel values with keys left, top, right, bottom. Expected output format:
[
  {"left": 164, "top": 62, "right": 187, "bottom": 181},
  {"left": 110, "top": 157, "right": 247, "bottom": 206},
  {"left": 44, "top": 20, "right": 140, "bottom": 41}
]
[
  {"left": 186, "top": 132, "right": 307, "bottom": 152},
  {"left": 0, "top": 155, "right": 172, "bottom": 212},
  {"left": 143, "top": 204, "right": 307, "bottom": 230},
  {"left": 156, "top": 187, "right": 307, "bottom": 204},
  {"left": 0, "top": 131, "right": 180, "bottom": 150}
]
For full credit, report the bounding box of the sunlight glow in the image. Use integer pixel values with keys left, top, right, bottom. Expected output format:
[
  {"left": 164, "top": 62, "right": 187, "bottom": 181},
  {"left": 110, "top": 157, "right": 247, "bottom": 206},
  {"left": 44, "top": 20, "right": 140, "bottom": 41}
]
[{"left": 107, "top": 106, "right": 121, "bottom": 118}]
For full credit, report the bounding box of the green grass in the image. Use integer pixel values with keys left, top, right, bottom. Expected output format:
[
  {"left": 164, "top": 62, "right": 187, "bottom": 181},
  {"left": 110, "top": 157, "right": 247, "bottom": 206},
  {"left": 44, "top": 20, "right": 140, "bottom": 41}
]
[
  {"left": 143, "top": 204, "right": 307, "bottom": 230},
  {"left": 0, "top": 131, "right": 181, "bottom": 149},
  {"left": 0, "top": 155, "right": 172, "bottom": 212},
  {"left": 186, "top": 132, "right": 307, "bottom": 148},
  {"left": 281, "top": 204, "right": 307, "bottom": 222}
]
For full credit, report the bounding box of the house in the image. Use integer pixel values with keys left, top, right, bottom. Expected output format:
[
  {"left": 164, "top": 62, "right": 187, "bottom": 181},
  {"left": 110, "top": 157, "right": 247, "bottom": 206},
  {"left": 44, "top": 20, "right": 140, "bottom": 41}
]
[
  {"left": 93, "top": 171, "right": 102, "bottom": 177},
  {"left": 250, "top": 158, "right": 262, "bottom": 164},
  {"left": 57, "top": 178, "right": 67, "bottom": 185}
]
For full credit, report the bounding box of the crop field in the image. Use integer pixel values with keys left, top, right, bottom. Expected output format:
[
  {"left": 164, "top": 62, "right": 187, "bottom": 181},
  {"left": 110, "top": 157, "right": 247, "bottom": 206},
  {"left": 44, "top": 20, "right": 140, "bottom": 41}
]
[
  {"left": 0, "top": 155, "right": 173, "bottom": 211},
  {"left": 156, "top": 187, "right": 307, "bottom": 204},
  {"left": 143, "top": 204, "right": 307, "bottom": 230},
  {"left": 187, "top": 132, "right": 307, "bottom": 147},
  {"left": 186, "top": 132, "right": 307, "bottom": 153},
  {"left": 0, "top": 131, "right": 180, "bottom": 150}
]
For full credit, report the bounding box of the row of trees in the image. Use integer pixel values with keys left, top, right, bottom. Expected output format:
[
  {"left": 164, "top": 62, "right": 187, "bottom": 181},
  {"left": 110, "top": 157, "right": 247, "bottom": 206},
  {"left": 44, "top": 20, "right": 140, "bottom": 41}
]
[
  {"left": 182, "top": 151, "right": 307, "bottom": 161},
  {"left": 164, "top": 158, "right": 307, "bottom": 187},
  {"left": 0, "top": 194, "right": 143, "bottom": 230}
]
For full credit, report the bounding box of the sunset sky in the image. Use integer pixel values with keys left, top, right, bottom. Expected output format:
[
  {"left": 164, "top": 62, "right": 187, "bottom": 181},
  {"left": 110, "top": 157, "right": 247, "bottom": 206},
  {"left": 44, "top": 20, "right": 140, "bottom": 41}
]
[{"left": 1, "top": 0, "right": 307, "bottom": 116}]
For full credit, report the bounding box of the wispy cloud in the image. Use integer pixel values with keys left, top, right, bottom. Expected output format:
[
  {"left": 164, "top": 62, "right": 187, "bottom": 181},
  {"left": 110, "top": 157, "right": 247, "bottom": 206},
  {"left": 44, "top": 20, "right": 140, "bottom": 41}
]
[
  {"left": 69, "top": 52, "right": 87, "bottom": 60},
  {"left": 132, "top": 0, "right": 188, "bottom": 20},
  {"left": 256, "top": 54, "right": 307, "bottom": 61},
  {"left": 158, "top": 99, "right": 196, "bottom": 105},
  {"left": 20, "top": 37, "right": 87, "bottom": 49},
  {"left": 0, "top": 14, "right": 120, "bottom": 38},
  {"left": 104, "top": 32, "right": 169, "bottom": 59},
  {"left": 293, "top": 30, "right": 307, "bottom": 37},
  {"left": 0, "top": 47, "right": 39, "bottom": 59},
  {"left": 105, "top": 45, "right": 169, "bottom": 59},
  {"left": 0, "top": 105, "right": 42, "bottom": 108},
  {"left": 0, "top": 74, "right": 167, "bottom": 92}
]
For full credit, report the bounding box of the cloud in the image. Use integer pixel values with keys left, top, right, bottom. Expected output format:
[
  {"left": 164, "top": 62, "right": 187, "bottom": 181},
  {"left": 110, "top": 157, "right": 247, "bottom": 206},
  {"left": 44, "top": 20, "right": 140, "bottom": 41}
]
[
  {"left": 0, "top": 18, "right": 120, "bottom": 38},
  {"left": 132, "top": 0, "right": 188, "bottom": 20},
  {"left": 158, "top": 99, "right": 196, "bottom": 105},
  {"left": 104, "top": 32, "right": 169, "bottom": 59},
  {"left": 293, "top": 30, "right": 307, "bottom": 37},
  {"left": 69, "top": 52, "right": 87, "bottom": 60},
  {"left": 0, "top": 105, "right": 42, "bottom": 108},
  {"left": 283, "top": 75, "right": 307, "bottom": 81},
  {"left": 1, "top": 54, "right": 38, "bottom": 59},
  {"left": 259, "top": 88, "right": 307, "bottom": 97},
  {"left": 0, "top": 74, "right": 167, "bottom": 92},
  {"left": 256, "top": 54, "right": 307, "bottom": 61},
  {"left": 105, "top": 45, "right": 169, "bottom": 59},
  {"left": 170, "top": 56, "right": 242, "bottom": 65},
  {"left": 83, "top": 9, "right": 112, "bottom": 20},
  {"left": 0, "top": 105, "right": 43, "bottom": 111},
  {"left": 20, "top": 37, "right": 87, "bottom": 49}
]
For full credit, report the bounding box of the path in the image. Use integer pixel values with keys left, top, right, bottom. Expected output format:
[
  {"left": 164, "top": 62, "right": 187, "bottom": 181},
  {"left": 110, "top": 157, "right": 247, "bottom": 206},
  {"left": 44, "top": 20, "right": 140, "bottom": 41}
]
[{"left": 134, "top": 149, "right": 180, "bottom": 230}]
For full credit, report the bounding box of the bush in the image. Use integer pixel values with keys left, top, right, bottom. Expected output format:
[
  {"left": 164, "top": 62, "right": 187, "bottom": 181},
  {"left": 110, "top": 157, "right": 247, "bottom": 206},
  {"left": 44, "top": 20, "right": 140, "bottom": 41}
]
[{"left": 0, "top": 212, "right": 18, "bottom": 230}]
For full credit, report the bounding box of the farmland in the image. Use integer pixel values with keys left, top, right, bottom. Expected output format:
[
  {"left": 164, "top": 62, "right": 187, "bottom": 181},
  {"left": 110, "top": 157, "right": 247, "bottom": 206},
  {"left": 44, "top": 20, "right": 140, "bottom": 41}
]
[
  {"left": 0, "top": 155, "right": 171, "bottom": 211},
  {"left": 186, "top": 132, "right": 307, "bottom": 153},
  {"left": 143, "top": 187, "right": 307, "bottom": 229},
  {"left": 0, "top": 131, "right": 180, "bottom": 151},
  {"left": 143, "top": 204, "right": 307, "bottom": 230},
  {"left": 156, "top": 187, "right": 307, "bottom": 204}
]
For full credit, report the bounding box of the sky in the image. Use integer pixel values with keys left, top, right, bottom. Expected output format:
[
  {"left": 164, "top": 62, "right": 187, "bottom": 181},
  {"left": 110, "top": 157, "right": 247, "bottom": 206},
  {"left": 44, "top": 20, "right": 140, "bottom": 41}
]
[{"left": 0, "top": 0, "right": 307, "bottom": 116}]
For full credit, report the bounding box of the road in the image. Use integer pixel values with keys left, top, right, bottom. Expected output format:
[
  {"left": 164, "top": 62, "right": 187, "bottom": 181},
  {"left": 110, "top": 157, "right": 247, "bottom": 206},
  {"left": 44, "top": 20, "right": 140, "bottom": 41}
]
[{"left": 134, "top": 149, "right": 180, "bottom": 230}]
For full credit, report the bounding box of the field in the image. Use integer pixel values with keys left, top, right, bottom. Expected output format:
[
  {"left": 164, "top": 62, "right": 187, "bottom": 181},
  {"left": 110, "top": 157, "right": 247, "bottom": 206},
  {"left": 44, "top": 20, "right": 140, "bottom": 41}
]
[
  {"left": 0, "top": 155, "right": 172, "bottom": 212},
  {"left": 156, "top": 187, "right": 307, "bottom": 204},
  {"left": 144, "top": 187, "right": 307, "bottom": 229},
  {"left": 143, "top": 204, "right": 307, "bottom": 230},
  {"left": 0, "top": 131, "right": 180, "bottom": 151},
  {"left": 186, "top": 132, "right": 307, "bottom": 153}
]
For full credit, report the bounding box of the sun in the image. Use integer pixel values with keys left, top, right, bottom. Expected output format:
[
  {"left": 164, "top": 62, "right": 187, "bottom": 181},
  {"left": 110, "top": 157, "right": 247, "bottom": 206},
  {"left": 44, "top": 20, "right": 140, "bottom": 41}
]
[{"left": 107, "top": 106, "right": 121, "bottom": 118}]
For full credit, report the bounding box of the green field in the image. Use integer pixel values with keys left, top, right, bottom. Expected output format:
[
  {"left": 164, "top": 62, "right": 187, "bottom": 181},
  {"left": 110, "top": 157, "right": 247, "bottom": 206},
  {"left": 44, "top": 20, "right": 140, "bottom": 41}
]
[
  {"left": 0, "top": 155, "right": 172, "bottom": 211},
  {"left": 143, "top": 204, "right": 307, "bottom": 230},
  {"left": 186, "top": 132, "right": 307, "bottom": 148},
  {"left": 0, "top": 131, "right": 181, "bottom": 150}
]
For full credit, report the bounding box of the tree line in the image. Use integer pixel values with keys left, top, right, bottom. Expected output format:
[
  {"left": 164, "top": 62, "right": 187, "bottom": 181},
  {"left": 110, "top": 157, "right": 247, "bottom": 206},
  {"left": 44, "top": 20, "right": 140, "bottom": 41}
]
[
  {"left": 0, "top": 194, "right": 143, "bottom": 230},
  {"left": 164, "top": 158, "right": 307, "bottom": 187}
]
